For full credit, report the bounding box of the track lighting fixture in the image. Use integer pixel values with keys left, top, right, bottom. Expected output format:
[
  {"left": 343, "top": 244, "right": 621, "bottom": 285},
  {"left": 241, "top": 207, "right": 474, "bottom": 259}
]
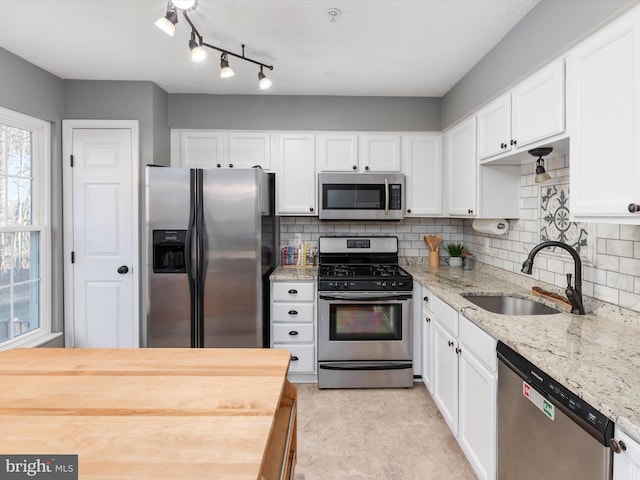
[
  {"left": 220, "top": 53, "right": 235, "bottom": 78},
  {"left": 529, "top": 147, "right": 553, "bottom": 184},
  {"left": 154, "top": 2, "right": 274, "bottom": 90},
  {"left": 189, "top": 30, "right": 207, "bottom": 63},
  {"left": 258, "top": 66, "right": 272, "bottom": 90},
  {"left": 155, "top": 2, "right": 179, "bottom": 37}
]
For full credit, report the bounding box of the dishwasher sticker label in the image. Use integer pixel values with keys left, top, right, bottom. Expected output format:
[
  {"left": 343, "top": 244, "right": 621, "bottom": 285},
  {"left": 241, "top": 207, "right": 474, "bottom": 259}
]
[{"left": 523, "top": 381, "right": 555, "bottom": 421}]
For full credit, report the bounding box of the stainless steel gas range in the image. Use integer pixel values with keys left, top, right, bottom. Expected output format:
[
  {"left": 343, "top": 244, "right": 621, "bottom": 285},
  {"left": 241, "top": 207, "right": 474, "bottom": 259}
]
[{"left": 317, "top": 236, "right": 413, "bottom": 389}]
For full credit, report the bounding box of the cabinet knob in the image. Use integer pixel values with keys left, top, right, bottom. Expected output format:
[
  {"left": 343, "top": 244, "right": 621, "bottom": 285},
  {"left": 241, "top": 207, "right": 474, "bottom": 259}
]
[
  {"left": 216, "top": 163, "right": 221, "bottom": 168},
  {"left": 288, "top": 330, "right": 299, "bottom": 336},
  {"left": 611, "top": 438, "right": 627, "bottom": 454},
  {"left": 352, "top": 165, "right": 357, "bottom": 170},
  {"left": 455, "top": 347, "right": 462, "bottom": 354},
  {"left": 468, "top": 208, "right": 474, "bottom": 214},
  {"left": 407, "top": 209, "right": 412, "bottom": 214},
  {"left": 510, "top": 139, "right": 517, "bottom": 146},
  {"left": 309, "top": 207, "right": 314, "bottom": 212},
  {"left": 287, "top": 289, "right": 298, "bottom": 294},
  {"left": 365, "top": 166, "right": 370, "bottom": 171},
  {"left": 448, "top": 340, "right": 454, "bottom": 347},
  {"left": 423, "top": 296, "right": 429, "bottom": 303},
  {"left": 291, "top": 355, "right": 299, "bottom": 361},
  {"left": 425, "top": 317, "right": 431, "bottom": 323},
  {"left": 628, "top": 203, "right": 640, "bottom": 213},
  {"left": 228, "top": 163, "right": 234, "bottom": 168},
  {"left": 500, "top": 142, "right": 506, "bottom": 149},
  {"left": 288, "top": 310, "right": 298, "bottom": 315}
]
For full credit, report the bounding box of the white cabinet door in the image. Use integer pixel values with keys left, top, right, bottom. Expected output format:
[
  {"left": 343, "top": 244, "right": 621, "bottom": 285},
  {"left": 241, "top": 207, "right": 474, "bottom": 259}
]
[
  {"left": 613, "top": 428, "right": 640, "bottom": 480},
  {"left": 317, "top": 133, "right": 359, "bottom": 171},
  {"left": 227, "top": 131, "right": 272, "bottom": 170},
  {"left": 445, "top": 117, "right": 477, "bottom": 217},
  {"left": 359, "top": 134, "right": 402, "bottom": 172},
  {"left": 432, "top": 319, "right": 459, "bottom": 436},
  {"left": 477, "top": 94, "right": 512, "bottom": 160},
  {"left": 179, "top": 130, "right": 225, "bottom": 168},
  {"left": 568, "top": 8, "right": 640, "bottom": 222},
  {"left": 421, "top": 306, "right": 433, "bottom": 393},
  {"left": 403, "top": 134, "right": 443, "bottom": 216},
  {"left": 275, "top": 133, "right": 317, "bottom": 215},
  {"left": 512, "top": 59, "right": 565, "bottom": 149},
  {"left": 458, "top": 345, "right": 497, "bottom": 480}
]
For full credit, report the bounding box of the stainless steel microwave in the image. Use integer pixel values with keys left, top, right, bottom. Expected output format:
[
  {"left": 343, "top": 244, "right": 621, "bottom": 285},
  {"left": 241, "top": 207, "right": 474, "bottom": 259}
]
[{"left": 318, "top": 172, "right": 405, "bottom": 221}]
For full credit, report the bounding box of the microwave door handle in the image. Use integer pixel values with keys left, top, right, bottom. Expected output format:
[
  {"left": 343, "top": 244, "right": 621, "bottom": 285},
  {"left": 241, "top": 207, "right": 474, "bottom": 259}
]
[{"left": 384, "top": 177, "right": 389, "bottom": 215}]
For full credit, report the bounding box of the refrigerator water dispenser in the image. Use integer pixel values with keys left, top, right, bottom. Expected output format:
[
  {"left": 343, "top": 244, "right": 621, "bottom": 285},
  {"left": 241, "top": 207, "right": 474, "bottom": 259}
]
[{"left": 153, "top": 230, "right": 187, "bottom": 273}]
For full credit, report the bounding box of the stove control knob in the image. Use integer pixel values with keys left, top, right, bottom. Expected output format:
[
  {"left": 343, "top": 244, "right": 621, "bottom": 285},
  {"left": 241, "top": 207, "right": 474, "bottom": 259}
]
[
  {"left": 381, "top": 281, "right": 387, "bottom": 287},
  {"left": 343, "top": 281, "right": 348, "bottom": 288}
]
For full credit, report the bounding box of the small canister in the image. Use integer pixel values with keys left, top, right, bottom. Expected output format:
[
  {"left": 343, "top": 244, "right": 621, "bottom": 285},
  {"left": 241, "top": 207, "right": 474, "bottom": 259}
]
[{"left": 462, "top": 254, "right": 475, "bottom": 270}]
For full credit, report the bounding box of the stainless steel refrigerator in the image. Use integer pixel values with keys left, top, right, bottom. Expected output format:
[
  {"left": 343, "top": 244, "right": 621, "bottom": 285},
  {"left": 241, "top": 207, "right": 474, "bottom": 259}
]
[{"left": 144, "top": 166, "right": 278, "bottom": 348}]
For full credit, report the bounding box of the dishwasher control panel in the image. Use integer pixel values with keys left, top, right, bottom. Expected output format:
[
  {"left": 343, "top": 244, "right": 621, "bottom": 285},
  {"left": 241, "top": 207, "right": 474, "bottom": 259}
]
[{"left": 497, "top": 341, "right": 613, "bottom": 443}]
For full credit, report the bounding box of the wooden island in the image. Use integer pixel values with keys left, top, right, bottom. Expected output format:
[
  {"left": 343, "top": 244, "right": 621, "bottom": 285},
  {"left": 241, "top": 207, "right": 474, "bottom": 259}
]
[{"left": 0, "top": 348, "right": 297, "bottom": 480}]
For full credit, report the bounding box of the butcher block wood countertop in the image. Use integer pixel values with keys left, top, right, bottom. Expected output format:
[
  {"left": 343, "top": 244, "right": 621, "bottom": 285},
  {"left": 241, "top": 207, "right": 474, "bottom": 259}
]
[{"left": 0, "top": 348, "right": 297, "bottom": 480}]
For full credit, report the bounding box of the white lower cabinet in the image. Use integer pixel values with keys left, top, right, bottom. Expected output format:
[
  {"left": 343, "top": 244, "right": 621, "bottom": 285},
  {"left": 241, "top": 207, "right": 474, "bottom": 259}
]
[
  {"left": 613, "top": 428, "right": 640, "bottom": 480},
  {"left": 421, "top": 287, "right": 434, "bottom": 393},
  {"left": 270, "top": 280, "right": 317, "bottom": 381},
  {"left": 429, "top": 292, "right": 497, "bottom": 480}
]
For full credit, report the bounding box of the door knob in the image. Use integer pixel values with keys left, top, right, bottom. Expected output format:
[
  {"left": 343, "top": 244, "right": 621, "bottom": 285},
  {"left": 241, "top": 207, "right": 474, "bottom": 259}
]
[{"left": 117, "top": 265, "right": 129, "bottom": 274}]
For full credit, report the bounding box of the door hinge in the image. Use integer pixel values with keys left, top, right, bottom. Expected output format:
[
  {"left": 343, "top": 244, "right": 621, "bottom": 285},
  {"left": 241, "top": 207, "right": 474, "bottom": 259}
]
[
  {"left": 71, "top": 251, "right": 75, "bottom": 263},
  {"left": 70, "top": 154, "right": 74, "bottom": 167}
]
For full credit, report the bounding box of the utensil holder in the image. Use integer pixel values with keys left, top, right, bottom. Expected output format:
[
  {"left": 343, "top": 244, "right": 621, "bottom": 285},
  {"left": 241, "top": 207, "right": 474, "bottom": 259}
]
[{"left": 429, "top": 251, "right": 440, "bottom": 270}]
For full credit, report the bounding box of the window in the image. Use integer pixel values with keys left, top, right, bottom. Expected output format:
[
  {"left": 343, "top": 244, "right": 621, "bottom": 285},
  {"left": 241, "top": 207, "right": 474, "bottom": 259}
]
[{"left": 0, "top": 106, "right": 50, "bottom": 349}]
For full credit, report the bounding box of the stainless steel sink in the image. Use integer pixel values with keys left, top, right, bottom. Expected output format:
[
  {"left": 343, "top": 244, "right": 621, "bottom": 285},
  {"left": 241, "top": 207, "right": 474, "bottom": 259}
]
[{"left": 462, "top": 294, "right": 561, "bottom": 315}]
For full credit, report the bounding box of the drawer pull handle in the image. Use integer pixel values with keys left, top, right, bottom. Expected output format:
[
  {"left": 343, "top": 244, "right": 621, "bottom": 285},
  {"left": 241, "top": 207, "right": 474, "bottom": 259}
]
[
  {"left": 288, "top": 289, "right": 298, "bottom": 294},
  {"left": 288, "top": 330, "right": 299, "bottom": 336},
  {"left": 291, "top": 355, "right": 299, "bottom": 361},
  {"left": 288, "top": 310, "right": 298, "bottom": 315}
]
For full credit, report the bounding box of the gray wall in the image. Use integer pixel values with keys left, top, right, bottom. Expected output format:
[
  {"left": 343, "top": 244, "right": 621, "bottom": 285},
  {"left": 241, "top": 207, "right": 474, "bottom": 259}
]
[
  {"left": 169, "top": 95, "right": 441, "bottom": 132},
  {"left": 0, "top": 47, "right": 65, "bottom": 345},
  {"left": 441, "top": 0, "right": 634, "bottom": 129}
]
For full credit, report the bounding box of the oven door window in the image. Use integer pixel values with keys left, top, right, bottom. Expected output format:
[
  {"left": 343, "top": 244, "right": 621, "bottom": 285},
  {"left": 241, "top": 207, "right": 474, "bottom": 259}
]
[
  {"left": 329, "top": 303, "right": 402, "bottom": 341},
  {"left": 323, "top": 184, "right": 385, "bottom": 210}
]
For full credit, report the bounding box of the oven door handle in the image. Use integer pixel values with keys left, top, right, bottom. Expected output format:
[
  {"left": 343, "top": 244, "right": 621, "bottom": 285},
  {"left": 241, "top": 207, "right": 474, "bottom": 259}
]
[
  {"left": 319, "top": 362, "right": 412, "bottom": 371},
  {"left": 319, "top": 294, "right": 412, "bottom": 302}
]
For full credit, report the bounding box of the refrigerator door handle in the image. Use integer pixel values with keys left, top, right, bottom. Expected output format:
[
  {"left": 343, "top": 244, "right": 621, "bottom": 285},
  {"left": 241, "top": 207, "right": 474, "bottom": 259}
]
[
  {"left": 185, "top": 169, "right": 198, "bottom": 347},
  {"left": 195, "top": 169, "right": 205, "bottom": 347}
]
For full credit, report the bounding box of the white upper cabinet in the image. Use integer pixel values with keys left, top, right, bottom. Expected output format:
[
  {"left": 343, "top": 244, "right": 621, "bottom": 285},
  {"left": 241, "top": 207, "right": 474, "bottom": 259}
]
[
  {"left": 477, "top": 94, "right": 512, "bottom": 159},
  {"left": 445, "top": 117, "right": 477, "bottom": 217},
  {"left": 477, "top": 59, "right": 565, "bottom": 162},
  {"left": 275, "top": 133, "right": 317, "bottom": 215},
  {"left": 403, "top": 134, "right": 443, "bottom": 216},
  {"left": 358, "top": 133, "right": 402, "bottom": 172},
  {"left": 177, "top": 130, "right": 225, "bottom": 168},
  {"left": 317, "top": 133, "right": 359, "bottom": 171},
  {"left": 227, "top": 131, "right": 272, "bottom": 170},
  {"left": 568, "top": 6, "right": 640, "bottom": 223},
  {"left": 172, "top": 130, "right": 272, "bottom": 170}
]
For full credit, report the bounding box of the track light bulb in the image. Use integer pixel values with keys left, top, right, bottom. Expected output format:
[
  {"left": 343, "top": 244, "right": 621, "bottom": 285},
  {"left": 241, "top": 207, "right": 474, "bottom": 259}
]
[
  {"left": 171, "top": 0, "right": 196, "bottom": 9},
  {"left": 155, "top": 4, "right": 178, "bottom": 37},
  {"left": 220, "top": 53, "right": 236, "bottom": 78},
  {"left": 189, "top": 32, "right": 207, "bottom": 62},
  {"left": 258, "top": 67, "right": 272, "bottom": 90}
]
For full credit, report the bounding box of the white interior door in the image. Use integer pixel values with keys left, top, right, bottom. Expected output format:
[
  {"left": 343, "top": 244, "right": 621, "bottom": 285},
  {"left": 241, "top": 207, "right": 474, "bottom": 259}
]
[{"left": 63, "top": 121, "right": 139, "bottom": 348}]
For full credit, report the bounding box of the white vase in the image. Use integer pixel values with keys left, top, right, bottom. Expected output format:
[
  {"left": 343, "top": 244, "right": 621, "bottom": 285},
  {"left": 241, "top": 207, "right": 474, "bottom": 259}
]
[{"left": 448, "top": 256, "right": 462, "bottom": 267}]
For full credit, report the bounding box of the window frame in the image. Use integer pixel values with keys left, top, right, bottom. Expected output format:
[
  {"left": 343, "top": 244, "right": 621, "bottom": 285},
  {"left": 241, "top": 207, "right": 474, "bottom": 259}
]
[{"left": 0, "top": 106, "right": 52, "bottom": 350}]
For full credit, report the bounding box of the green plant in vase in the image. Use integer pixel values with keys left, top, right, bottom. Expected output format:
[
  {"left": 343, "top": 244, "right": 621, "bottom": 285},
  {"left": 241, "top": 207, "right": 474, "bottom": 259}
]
[{"left": 446, "top": 242, "right": 465, "bottom": 267}]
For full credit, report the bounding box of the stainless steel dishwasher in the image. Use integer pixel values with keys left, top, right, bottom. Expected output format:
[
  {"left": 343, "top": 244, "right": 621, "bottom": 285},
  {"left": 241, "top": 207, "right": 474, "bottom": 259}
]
[{"left": 497, "top": 341, "right": 614, "bottom": 480}]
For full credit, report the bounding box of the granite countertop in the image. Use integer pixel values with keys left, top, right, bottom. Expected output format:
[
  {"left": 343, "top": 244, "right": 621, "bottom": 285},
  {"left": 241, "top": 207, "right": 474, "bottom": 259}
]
[
  {"left": 270, "top": 266, "right": 318, "bottom": 281},
  {"left": 404, "top": 263, "right": 640, "bottom": 441}
]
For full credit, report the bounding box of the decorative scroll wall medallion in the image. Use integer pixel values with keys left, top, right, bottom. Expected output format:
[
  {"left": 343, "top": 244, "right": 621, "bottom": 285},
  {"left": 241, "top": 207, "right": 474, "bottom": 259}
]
[{"left": 538, "top": 179, "right": 594, "bottom": 265}]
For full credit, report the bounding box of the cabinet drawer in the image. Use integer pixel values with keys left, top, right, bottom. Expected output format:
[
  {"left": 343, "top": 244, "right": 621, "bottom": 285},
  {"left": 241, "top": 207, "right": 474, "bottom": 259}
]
[
  {"left": 272, "top": 304, "right": 314, "bottom": 323},
  {"left": 273, "top": 282, "right": 316, "bottom": 302},
  {"left": 273, "top": 323, "right": 315, "bottom": 343},
  {"left": 433, "top": 295, "right": 458, "bottom": 335},
  {"left": 459, "top": 314, "right": 497, "bottom": 372},
  {"left": 276, "top": 345, "right": 316, "bottom": 374}
]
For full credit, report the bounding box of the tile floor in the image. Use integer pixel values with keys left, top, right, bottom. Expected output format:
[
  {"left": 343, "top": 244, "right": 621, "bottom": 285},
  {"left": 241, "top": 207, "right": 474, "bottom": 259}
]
[{"left": 294, "top": 382, "right": 477, "bottom": 480}]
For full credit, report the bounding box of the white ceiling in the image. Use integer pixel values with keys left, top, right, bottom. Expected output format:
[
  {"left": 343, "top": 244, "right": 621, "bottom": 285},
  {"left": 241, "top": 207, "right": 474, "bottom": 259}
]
[{"left": 0, "top": 0, "right": 539, "bottom": 97}]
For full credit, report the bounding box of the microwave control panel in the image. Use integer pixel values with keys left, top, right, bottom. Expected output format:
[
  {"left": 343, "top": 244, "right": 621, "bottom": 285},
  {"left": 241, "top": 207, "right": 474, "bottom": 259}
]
[{"left": 390, "top": 184, "right": 402, "bottom": 210}]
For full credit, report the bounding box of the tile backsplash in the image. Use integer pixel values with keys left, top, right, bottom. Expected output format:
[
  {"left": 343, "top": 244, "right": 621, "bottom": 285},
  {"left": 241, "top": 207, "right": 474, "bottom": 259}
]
[{"left": 281, "top": 151, "right": 640, "bottom": 313}]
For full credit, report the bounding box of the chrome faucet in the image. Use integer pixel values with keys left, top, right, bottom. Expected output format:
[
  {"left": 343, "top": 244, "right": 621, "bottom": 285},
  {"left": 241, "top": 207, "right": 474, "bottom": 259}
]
[{"left": 521, "top": 241, "right": 585, "bottom": 315}]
